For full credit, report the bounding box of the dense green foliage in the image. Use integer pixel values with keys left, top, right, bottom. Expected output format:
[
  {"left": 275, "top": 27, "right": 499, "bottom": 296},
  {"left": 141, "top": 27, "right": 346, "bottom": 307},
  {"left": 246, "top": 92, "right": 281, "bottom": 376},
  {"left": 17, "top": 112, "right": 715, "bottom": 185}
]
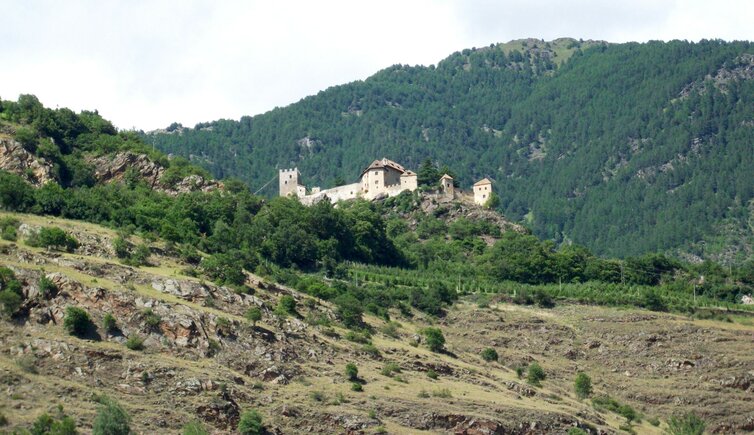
[
  {"left": 526, "top": 362, "right": 546, "bottom": 386},
  {"left": 146, "top": 39, "right": 754, "bottom": 262},
  {"left": 0, "top": 266, "right": 23, "bottom": 317},
  {"left": 92, "top": 396, "right": 131, "bottom": 435},
  {"left": 480, "top": 347, "right": 498, "bottom": 362},
  {"left": 421, "top": 327, "right": 445, "bottom": 352},
  {"left": 237, "top": 409, "right": 263, "bottom": 435},
  {"left": 574, "top": 372, "right": 593, "bottom": 399},
  {"left": 63, "top": 306, "right": 92, "bottom": 337},
  {"left": 1, "top": 94, "right": 752, "bottom": 327}
]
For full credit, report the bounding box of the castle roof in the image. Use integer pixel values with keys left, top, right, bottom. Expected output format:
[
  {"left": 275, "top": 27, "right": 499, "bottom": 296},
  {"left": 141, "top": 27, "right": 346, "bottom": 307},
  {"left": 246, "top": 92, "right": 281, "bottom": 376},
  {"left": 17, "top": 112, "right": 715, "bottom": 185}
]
[
  {"left": 440, "top": 173, "right": 453, "bottom": 180},
  {"left": 360, "top": 158, "right": 407, "bottom": 177},
  {"left": 474, "top": 178, "right": 492, "bottom": 186},
  {"left": 401, "top": 170, "right": 417, "bottom": 177}
]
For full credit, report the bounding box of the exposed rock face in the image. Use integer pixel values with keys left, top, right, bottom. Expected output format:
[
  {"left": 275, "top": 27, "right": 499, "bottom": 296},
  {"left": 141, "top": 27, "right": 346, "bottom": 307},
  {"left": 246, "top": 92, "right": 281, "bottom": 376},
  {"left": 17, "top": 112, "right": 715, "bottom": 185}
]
[
  {"left": 90, "top": 152, "right": 164, "bottom": 187},
  {"left": 88, "top": 151, "right": 223, "bottom": 194},
  {"left": 0, "top": 138, "right": 54, "bottom": 186}
]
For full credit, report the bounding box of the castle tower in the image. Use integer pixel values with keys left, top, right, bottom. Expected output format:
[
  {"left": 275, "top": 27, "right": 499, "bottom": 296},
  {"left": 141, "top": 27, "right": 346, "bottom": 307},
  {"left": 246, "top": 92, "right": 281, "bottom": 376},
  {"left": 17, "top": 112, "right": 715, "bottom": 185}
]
[
  {"left": 473, "top": 178, "right": 492, "bottom": 205},
  {"left": 440, "top": 174, "right": 454, "bottom": 197},
  {"left": 279, "top": 168, "right": 302, "bottom": 197}
]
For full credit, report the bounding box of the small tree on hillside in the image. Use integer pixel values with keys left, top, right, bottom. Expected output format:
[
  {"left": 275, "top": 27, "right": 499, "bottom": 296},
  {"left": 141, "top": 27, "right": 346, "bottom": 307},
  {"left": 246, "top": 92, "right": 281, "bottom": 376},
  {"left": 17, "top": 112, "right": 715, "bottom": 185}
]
[
  {"left": 238, "top": 409, "right": 263, "bottom": 435},
  {"left": 92, "top": 396, "right": 131, "bottom": 435},
  {"left": 526, "top": 362, "right": 546, "bottom": 386},
  {"left": 345, "top": 363, "right": 358, "bottom": 381},
  {"left": 422, "top": 327, "right": 445, "bottom": 352},
  {"left": 63, "top": 306, "right": 92, "bottom": 337},
  {"left": 245, "top": 307, "right": 262, "bottom": 327},
  {"left": 574, "top": 372, "right": 593, "bottom": 399}
]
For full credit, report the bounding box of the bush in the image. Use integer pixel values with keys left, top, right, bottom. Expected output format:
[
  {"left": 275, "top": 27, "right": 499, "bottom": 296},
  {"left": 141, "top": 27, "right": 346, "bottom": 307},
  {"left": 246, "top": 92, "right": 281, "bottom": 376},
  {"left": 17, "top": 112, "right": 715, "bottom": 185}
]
[
  {"left": 27, "top": 227, "right": 79, "bottom": 252},
  {"left": 480, "top": 347, "right": 498, "bottom": 362},
  {"left": 38, "top": 276, "right": 57, "bottom": 298},
  {"left": 574, "top": 372, "right": 593, "bottom": 399},
  {"left": 182, "top": 420, "right": 209, "bottom": 435},
  {"left": 141, "top": 308, "right": 161, "bottom": 328},
  {"left": 125, "top": 336, "right": 145, "bottom": 351},
  {"left": 92, "top": 396, "right": 130, "bottom": 435},
  {"left": 0, "top": 289, "right": 22, "bottom": 317},
  {"left": 379, "top": 321, "right": 400, "bottom": 338},
  {"left": 351, "top": 382, "right": 363, "bottom": 392},
  {"left": 526, "top": 362, "right": 546, "bottom": 386},
  {"left": 667, "top": 412, "right": 705, "bottom": 435},
  {"left": 381, "top": 362, "right": 401, "bottom": 377},
  {"left": 567, "top": 429, "right": 587, "bottom": 435},
  {"left": 102, "top": 313, "right": 117, "bottom": 333},
  {"left": 275, "top": 295, "right": 297, "bottom": 317},
  {"left": 345, "top": 330, "right": 371, "bottom": 344},
  {"left": 618, "top": 404, "right": 637, "bottom": 422},
  {"left": 63, "top": 306, "right": 92, "bottom": 337},
  {"left": 422, "top": 327, "right": 445, "bottom": 352},
  {"left": 426, "top": 369, "right": 438, "bottom": 380},
  {"left": 32, "top": 412, "right": 77, "bottom": 435},
  {"left": 361, "top": 344, "right": 380, "bottom": 357},
  {"left": 345, "top": 363, "right": 358, "bottom": 381},
  {"left": 244, "top": 307, "right": 262, "bottom": 326},
  {"left": 237, "top": 409, "right": 263, "bottom": 435}
]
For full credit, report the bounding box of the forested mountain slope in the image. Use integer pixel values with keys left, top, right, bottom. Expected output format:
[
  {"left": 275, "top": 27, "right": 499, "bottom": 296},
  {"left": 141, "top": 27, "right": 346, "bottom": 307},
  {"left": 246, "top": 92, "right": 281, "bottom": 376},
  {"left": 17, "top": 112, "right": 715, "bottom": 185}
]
[{"left": 146, "top": 38, "right": 754, "bottom": 263}]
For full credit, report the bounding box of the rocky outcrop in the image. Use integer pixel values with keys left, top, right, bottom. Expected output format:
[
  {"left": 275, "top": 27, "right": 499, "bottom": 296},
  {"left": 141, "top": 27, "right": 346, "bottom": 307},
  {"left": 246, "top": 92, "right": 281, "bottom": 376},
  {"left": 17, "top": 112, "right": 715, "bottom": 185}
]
[
  {"left": 90, "top": 152, "right": 164, "bottom": 187},
  {"left": 88, "top": 151, "right": 223, "bottom": 195},
  {"left": 0, "top": 138, "right": 54, "bottom": 186}
]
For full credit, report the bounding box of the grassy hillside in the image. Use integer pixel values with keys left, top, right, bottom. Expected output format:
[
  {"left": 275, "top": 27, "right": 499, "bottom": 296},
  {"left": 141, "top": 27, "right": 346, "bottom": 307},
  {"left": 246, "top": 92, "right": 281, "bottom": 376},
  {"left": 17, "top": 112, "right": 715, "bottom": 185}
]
[
  {"left": 2, "top": 211, "right": 754, "bottom": 433},
  {"left": 146, "top": 38, "right": 754, "bottom": 263}
]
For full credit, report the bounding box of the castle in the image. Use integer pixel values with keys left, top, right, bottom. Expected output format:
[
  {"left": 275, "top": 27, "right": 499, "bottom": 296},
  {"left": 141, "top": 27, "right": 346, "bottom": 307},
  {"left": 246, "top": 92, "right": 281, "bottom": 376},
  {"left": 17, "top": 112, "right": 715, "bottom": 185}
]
[{"left": 280, "top": 158, "right": 493, "bottom": 206}]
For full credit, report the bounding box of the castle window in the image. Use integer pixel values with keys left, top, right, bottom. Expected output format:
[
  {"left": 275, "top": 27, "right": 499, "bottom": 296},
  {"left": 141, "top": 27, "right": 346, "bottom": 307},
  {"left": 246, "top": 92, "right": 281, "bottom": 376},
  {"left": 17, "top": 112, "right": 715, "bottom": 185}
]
[{"left": 284, "top": 180, "right": 288, "bottom": 184}]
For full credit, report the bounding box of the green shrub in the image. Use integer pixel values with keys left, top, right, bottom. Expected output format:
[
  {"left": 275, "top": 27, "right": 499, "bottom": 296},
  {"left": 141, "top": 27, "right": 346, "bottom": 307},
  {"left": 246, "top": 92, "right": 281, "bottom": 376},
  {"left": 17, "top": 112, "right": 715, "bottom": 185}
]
[
  {"left": 0, "top": 289, "right": 22, "bottom": 317},
  {"left": 361, "top": 344, "right": 380, "bottom": 357},
  {"left": 141, "top": 308, "right": 161, "bottom": 328},
  {"left": 238, "top": 409, "right": 263, "bottom": 435},
  {"left": 244, "top": 307, "right": 262, "bottom": 326},
  {"left": 125, "top": 336, "right": 145, "bottom": 351},
  {"left": 480, "top": 347, "right": 498, "bottom": 362},
  {"left": 38, "top": 276, "right": 57, "bottom": 298},
  {"left": 351, "top": 382, "right": 363, "bottom": 392},
  {"left": 182, "top": 420, "right": 208, "bottom": 435},
  {"left": 426, "top": 369, "right": 438, "bottom": 380},
  {"left": 567, "top": 429, "right": 587, "bottom": 435},
  {"left": 574, "top": 372, "right": 593, "bottom": 399},
  {"left": 92, "top": 396, "right": 130, "bottom": 435},
  {"left": 421, "top": 327, "right": 445, "bottom": 352},
  {"left": 379, "top": 321, "right": 401, "bottom": 338},
  {"left": 526, "top": 362, "right": 546, "bottom": 386},
  {"left": 345, "top": 330, "right": 371, "bottom": 344},
  {"left": 102, "top": 313, "right": 116, "bottom": 333},
  {"left": 618, "top": 404, "right": 637, "bottom": 422},
  {"left": 275, "top": 295, "right": 297, "bottom": 316},
  {"left": 0, "top": 411, "right": 7, "bottom": 426},
  {"left": 345, "top": 363, "right": 358, "bottom": 381},
  {"left": 667, "top": 412, "right": 705, "bottom": 435},
  {"left": 63, "top": 306, "right": 92, "bottom": 337},
  {"left": 380, "top": 362, "right": 401, "bottom": 377},
  {"left": 27, "top": 227, "right": 79, "bottom": 252},
  {"left": 515, "top": 366, "right": 524, "bottom": 379}
]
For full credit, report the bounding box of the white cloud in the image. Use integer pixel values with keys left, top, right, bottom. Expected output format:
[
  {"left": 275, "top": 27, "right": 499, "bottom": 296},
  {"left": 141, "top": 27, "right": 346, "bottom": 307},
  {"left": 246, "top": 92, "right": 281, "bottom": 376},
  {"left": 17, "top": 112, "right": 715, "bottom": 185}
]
[{"left": 0, "top": 0, "right": 752, "bottom": 130}]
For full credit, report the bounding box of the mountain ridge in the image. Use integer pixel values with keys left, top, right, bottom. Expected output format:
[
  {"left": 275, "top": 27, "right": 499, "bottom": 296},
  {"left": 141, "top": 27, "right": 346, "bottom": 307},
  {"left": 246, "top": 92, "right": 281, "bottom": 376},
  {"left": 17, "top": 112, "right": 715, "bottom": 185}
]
[{"left": 145, "top": 38, "right": 754, "bottom": 263}]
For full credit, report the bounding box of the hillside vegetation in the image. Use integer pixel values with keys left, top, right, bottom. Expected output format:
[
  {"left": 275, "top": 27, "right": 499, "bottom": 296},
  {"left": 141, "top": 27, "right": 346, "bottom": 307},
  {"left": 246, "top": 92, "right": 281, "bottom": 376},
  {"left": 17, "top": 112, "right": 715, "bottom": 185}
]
[
  {"left": 146, "top": 38, "right": 754, "bottom": 263},
  {"left": 1, "top": 96, "right": 754, "bottom": 433}
]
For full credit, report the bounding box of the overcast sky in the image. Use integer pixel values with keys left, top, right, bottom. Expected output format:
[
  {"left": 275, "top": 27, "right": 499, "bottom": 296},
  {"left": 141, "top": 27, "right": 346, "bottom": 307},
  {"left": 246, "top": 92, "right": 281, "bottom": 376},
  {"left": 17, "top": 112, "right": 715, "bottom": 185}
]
[{"left": 1, "top": 0, "right": 752, "bottom": 130}]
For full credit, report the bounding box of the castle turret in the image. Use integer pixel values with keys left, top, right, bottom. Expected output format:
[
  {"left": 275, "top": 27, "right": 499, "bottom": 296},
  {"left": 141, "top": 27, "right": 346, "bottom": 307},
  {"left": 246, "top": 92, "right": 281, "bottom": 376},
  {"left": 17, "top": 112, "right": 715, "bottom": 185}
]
[{"left": 279, "top": 168, "right": 302, "bottom": 197}]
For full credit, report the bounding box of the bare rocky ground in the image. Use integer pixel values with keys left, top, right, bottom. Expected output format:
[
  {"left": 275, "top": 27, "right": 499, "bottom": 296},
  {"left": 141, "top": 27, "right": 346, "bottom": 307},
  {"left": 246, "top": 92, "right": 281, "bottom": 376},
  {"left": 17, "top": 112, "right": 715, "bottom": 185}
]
[{"left": 1, "top": 212, "right": 753, "bottom": 434}]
